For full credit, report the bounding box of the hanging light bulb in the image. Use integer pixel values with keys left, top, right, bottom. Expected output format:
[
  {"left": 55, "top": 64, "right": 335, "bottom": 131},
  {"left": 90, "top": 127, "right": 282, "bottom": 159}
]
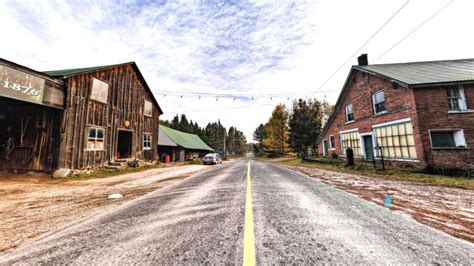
[
  {"left": 216, "top": 96, "right": 218, "bottom": 101},
  {"left": 164, "top": 94, "right": 166, "bottom": 97},
  {"left": 233, "top": 97, "right": 236, "bottom": 101},
  {"left": 199, "top": 95, "right": 201, "bottom": 99},
  {"left": 270, "top": 97, "right": 272, "bottom": 100},
  {"left": 252, "top": 96, "right": 254, "bottom": 100},
  {"left": 180, "top": 95, "right": 183, "bottom": 98}
]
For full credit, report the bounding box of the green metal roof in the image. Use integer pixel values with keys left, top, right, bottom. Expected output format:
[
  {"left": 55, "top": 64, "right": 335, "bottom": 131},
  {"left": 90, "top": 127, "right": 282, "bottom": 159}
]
[
  {"left": 355, "top": 58, "right": 474, "bottom": 87},
  {"left": 43, "top": 62, "right": 135, "bottom": 77},
  {"left": 159, "top": 125, "right": 213, "bottom": 151}
]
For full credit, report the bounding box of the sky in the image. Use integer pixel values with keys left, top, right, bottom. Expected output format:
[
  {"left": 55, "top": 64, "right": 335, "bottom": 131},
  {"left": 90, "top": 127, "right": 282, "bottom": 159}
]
[{"left": 1, "top": 0, "right": 473, "bottom": 141}]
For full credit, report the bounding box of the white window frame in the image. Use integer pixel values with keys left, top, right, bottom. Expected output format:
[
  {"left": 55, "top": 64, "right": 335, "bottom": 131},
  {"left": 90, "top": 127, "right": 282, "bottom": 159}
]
[
  {"left": 86, "top": 127, "right": 105, "bottom": 151},
  {"left": 329, "top": 135, "right": 335, "bottom": 149},
  {"left": 372, "top": 90, "right": 387, "bottom": 115},
  {"left": 345, "top": 104, "right": 354, "bottom": 123},
  {"left": 429, "top": 129, "right": 467, "bottom": 149},
  {"left": 143, "top": 132, "right": 152, "bottom": 150},
  {"left": 447, "top": 85, "right": 468, "bottom": 112}
]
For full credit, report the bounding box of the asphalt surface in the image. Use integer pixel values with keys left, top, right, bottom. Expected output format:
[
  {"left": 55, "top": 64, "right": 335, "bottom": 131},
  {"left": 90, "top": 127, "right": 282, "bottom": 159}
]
[{"left": 1, "top": 157, "right": 473, "bottom": 264}]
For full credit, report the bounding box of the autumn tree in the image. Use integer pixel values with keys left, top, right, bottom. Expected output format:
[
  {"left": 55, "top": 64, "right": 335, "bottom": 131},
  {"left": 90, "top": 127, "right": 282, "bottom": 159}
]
[
  {"left": 288, "top": 99, "right": 324, "bottom": 157},
  {"left": 263, "top": 104, "right": 289, "bottom": 156}
]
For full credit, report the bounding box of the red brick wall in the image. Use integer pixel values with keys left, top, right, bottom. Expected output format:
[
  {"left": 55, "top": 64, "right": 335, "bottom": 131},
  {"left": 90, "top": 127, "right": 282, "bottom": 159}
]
[
  {"left": 318, "top": 70, "right": 423, "bottom": 165},
  {"left": 413, "top": 84, "right": 474, "bottom": 170}
]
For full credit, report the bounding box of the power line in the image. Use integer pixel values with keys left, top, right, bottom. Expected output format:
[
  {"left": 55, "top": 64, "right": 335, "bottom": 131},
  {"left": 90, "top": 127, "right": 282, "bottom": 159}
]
[
  {"left": 156, "top": 89, "right": 334, "bottom": 97},
  {"left": 375, "top": 0, "right": 454, "bottom": 61},
  {"left": 310, "top": 0, "right": 410, "bottom": 97}
]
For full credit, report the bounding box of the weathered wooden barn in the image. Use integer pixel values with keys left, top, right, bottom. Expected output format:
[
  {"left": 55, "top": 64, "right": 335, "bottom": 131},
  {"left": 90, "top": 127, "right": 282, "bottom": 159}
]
[
  {"left": 0, "top": 59, "right": 65, "bottom": 172},
  {"left": 0, "top": 59, "right": 163, "bottom": 173}
]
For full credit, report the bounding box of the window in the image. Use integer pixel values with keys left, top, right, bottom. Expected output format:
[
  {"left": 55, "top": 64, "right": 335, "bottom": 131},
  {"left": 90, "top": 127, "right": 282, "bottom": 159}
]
[
  {"left": 329, "top": 135, "right": 335, "bottom": 149},
  {"left": 372, "top": 91, "right": 386, "bottom": 114},
  {"left": 143, "top": 133, "right": 152, "bottom": 150},
  {"left": 144, "top": 100, "right": 153, "bottom": 117},
  {"left": 374, "top": 122, "right": 416, "bottom": 159},
  {"left": 87, "top": 127, "right": 105, "bottom": 150},
  {"left": 90, "top": 78, "right": 109, "bottom": 104},
  {"left": 430, "top": 130, "right": 466, "bottom": 149},
  {"left": 345, "top": 104, "right": 354, "bottom": 122},
  {"left": 447, "top": 86, "right": 467, "bottom": 111},
  {"left": 340, "top": 131, "right": 361, "bottom": 156}
]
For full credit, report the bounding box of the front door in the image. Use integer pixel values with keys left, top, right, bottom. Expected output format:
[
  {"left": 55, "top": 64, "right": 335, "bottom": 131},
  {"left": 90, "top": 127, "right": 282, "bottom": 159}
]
[
  {"left": 322, "top": 140, "right": 328, "bottom": 157},
  {"left": 117, "top": 130, "right": 133, "bottom": 159},
  {"left": 363, "top": 135, "right": 374, "bottom": 161}
]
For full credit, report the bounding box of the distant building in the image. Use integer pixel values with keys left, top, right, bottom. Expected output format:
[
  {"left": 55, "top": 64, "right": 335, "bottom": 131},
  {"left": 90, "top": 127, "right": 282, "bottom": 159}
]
[
  {"left": 317, "top": 54, "right": 473, "bottom": 170},
  {"left": 0, "top": 58, "right": 163, "bottom": 172},
  {"left": 158, "top": 125, "right": 213, "bottom": 162}
]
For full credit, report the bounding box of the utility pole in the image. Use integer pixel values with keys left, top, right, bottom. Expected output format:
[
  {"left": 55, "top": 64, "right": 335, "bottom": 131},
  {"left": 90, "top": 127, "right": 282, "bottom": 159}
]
[{"left": 223, "top": 131, "right": 226, "bottom": 156}]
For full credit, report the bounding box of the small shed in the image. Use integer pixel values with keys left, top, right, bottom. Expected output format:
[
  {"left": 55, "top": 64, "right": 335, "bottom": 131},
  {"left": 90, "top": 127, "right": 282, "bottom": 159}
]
[{"left": 158, "top": 125, "right": 213, "bottom": 162}]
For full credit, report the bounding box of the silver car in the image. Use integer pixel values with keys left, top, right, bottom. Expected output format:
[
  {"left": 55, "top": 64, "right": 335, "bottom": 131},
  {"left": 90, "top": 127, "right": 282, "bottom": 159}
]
[{"left": 203, "top": 153, "right": 222, "bottom": 165}]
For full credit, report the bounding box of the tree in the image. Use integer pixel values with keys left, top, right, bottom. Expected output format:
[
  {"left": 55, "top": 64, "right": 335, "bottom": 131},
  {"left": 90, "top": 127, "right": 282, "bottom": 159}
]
[
  {"left": 263, "top": 104, "right": 289, "bottom": 156},
  {"left": 288, "top": 99, "right": 324, "bottom": 157}
]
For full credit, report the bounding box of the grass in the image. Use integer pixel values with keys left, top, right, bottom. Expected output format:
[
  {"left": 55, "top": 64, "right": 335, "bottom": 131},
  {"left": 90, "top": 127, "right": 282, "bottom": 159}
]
[
  {"left": 67, "top": 164, "right": 168, "bottom": 180},
  {"left": 261, "top": 156, "right": 474, "bottom": 190}
]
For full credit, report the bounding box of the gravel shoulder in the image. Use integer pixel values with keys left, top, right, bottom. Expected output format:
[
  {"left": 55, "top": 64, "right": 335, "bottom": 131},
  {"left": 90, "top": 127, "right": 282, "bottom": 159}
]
[
  {"left": 0, "top": 164, "right": 212, "bottom": 254},
  {"left": 271, "top": 162, "right": 474, "bottom": 243}
]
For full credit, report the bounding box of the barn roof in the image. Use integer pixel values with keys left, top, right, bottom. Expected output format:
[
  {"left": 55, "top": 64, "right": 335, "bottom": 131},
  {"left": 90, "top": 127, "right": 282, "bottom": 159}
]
[
  {"left": 159, "top": 125, "right": 213, "bottom": 151},
  {"left": 43, "top": 62, "right": 163, "bottom": 114}
]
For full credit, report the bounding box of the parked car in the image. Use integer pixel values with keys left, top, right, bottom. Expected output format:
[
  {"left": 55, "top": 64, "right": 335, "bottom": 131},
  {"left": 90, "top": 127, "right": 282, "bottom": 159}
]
[{"left": 203, "top": 153, "right": 222, "bottom": 165}]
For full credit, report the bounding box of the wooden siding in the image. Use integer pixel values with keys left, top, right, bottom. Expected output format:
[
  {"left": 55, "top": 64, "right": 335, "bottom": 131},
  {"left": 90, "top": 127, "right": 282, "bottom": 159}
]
[{"left": 58, "top": 64, "right": 160, "bottom": 170}]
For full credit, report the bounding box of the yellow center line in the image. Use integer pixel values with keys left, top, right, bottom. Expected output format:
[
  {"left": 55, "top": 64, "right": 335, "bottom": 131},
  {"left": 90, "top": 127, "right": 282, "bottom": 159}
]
[{"left": 243, "top": 159, "right": 256, "bottom": 266}]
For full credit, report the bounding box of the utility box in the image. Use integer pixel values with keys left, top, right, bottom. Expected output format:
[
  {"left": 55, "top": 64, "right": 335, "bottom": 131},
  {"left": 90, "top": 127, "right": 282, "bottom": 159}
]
[{"left": 346, "top": 148, "right": 355, "bottom": 166}]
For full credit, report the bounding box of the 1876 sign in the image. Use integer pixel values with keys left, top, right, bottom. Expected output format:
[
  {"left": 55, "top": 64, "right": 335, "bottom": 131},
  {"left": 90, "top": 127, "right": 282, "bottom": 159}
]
[{"left": 0, "top": 64, "right": 45, "bottom": 105}]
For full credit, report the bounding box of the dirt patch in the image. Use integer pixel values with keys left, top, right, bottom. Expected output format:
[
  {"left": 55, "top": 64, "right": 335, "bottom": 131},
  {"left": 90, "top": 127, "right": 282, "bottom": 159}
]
[
  {"left": 286, "top": 165, "right": 474, "bottom": 243},
  {"left": 0, "top": 165, "right": 211, "bottom": 255}
]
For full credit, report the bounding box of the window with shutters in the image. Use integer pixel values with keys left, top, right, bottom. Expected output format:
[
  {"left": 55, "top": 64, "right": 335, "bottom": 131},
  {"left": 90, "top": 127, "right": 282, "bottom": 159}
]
[
  {"left": 340, "top": 131, "right": 361, "bottom": 156},
  {"left": 374, "top": 122, "right": 417, "bottom": 159}
]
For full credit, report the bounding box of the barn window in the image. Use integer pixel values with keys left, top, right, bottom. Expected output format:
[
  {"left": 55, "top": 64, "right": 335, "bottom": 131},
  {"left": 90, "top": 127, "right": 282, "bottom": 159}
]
[
  {"left": 430, "top": 129, "right": 466, "bottom": 149},
  {"left": 143, "top": 133, "right": 152, "bottom": 150},
  {"left": 90, "top": 78, "right": 109, "bottom": 104},
  {"left": 447, "top": 86, "right": 467, "bottom": 111},
  {"left": 329, "top": 135, "right": 335, "bottom": 149},
  {"left": 372, "top": 91, "right": 386, "bottom": 114},
  {"left": 374, "top": 122, "right": 417, "bottom": 159},
  {"left": 87, "top": 127, "right": 105, "bottom": 150},
  {"left": 340, "top": 130, "right": 361, "bottom": 156},
  {"left": 144, "top": 100, "right": 153, "bottom": 117},
  {"left": 345, "top": 104, "right": 354, "bottom": 122}
]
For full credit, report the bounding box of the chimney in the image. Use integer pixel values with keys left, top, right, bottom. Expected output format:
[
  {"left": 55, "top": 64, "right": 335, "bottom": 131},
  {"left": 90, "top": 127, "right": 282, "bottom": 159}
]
[{"left": 358, "top": 54, "right": 368, "bottom": 66}]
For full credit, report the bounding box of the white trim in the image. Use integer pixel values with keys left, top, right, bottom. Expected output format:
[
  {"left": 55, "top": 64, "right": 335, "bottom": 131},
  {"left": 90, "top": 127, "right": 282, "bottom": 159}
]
[
  {"left": 322, "top": 140, "right": 328, "bottom": 157},
  {"left": 448, "top": 110, "right": 474, "bottom": 114},
  {"left": 359, "top": 132, "right": 373, "bottom": 136},
  {"left": 372, "top": 90, "right": 386, "bottom": 115},
  {"left": 372, "top": 117, "right": 411, "bottom": 128},
  {"left": 339, "top": 128, "right": 358, "bottom": 134},
  {"left": 428, "top": 128, "right": 468, "bottom": 149}
]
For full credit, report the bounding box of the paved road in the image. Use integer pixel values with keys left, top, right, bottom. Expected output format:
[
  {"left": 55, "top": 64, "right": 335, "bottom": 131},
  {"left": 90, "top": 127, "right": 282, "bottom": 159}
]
[{"left": 1, "top": 158, "right": 473, "bottom": 264}]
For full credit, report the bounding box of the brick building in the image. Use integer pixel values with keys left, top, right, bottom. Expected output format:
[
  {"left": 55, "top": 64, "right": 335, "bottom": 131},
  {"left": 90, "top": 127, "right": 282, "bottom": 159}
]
[{"left": 317, "top": 55, "right": 473, "bottom": 170}]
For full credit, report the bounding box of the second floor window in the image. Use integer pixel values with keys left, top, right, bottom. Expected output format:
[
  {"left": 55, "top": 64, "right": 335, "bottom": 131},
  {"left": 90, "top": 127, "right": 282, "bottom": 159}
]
[
  {"left": 447, "top": 86, "right": 467, "bottom": 111},
  {"left": 372, "top": 91, "right": 386, "bottom": 114},
  {"left": 345, "top": 104, "right": 354, "bottom": 122}
]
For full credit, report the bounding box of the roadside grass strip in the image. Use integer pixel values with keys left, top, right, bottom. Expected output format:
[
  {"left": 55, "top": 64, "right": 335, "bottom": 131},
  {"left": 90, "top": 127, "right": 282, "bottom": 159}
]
[{"left": 243, "top": 159, "right": 256, "bottom": 266}]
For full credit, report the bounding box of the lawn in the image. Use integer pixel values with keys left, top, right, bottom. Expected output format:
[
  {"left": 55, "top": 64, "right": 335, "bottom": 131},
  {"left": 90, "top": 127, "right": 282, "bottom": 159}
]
[{"left": 262, "top": 156, "right": 474, "bottom": 190}]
